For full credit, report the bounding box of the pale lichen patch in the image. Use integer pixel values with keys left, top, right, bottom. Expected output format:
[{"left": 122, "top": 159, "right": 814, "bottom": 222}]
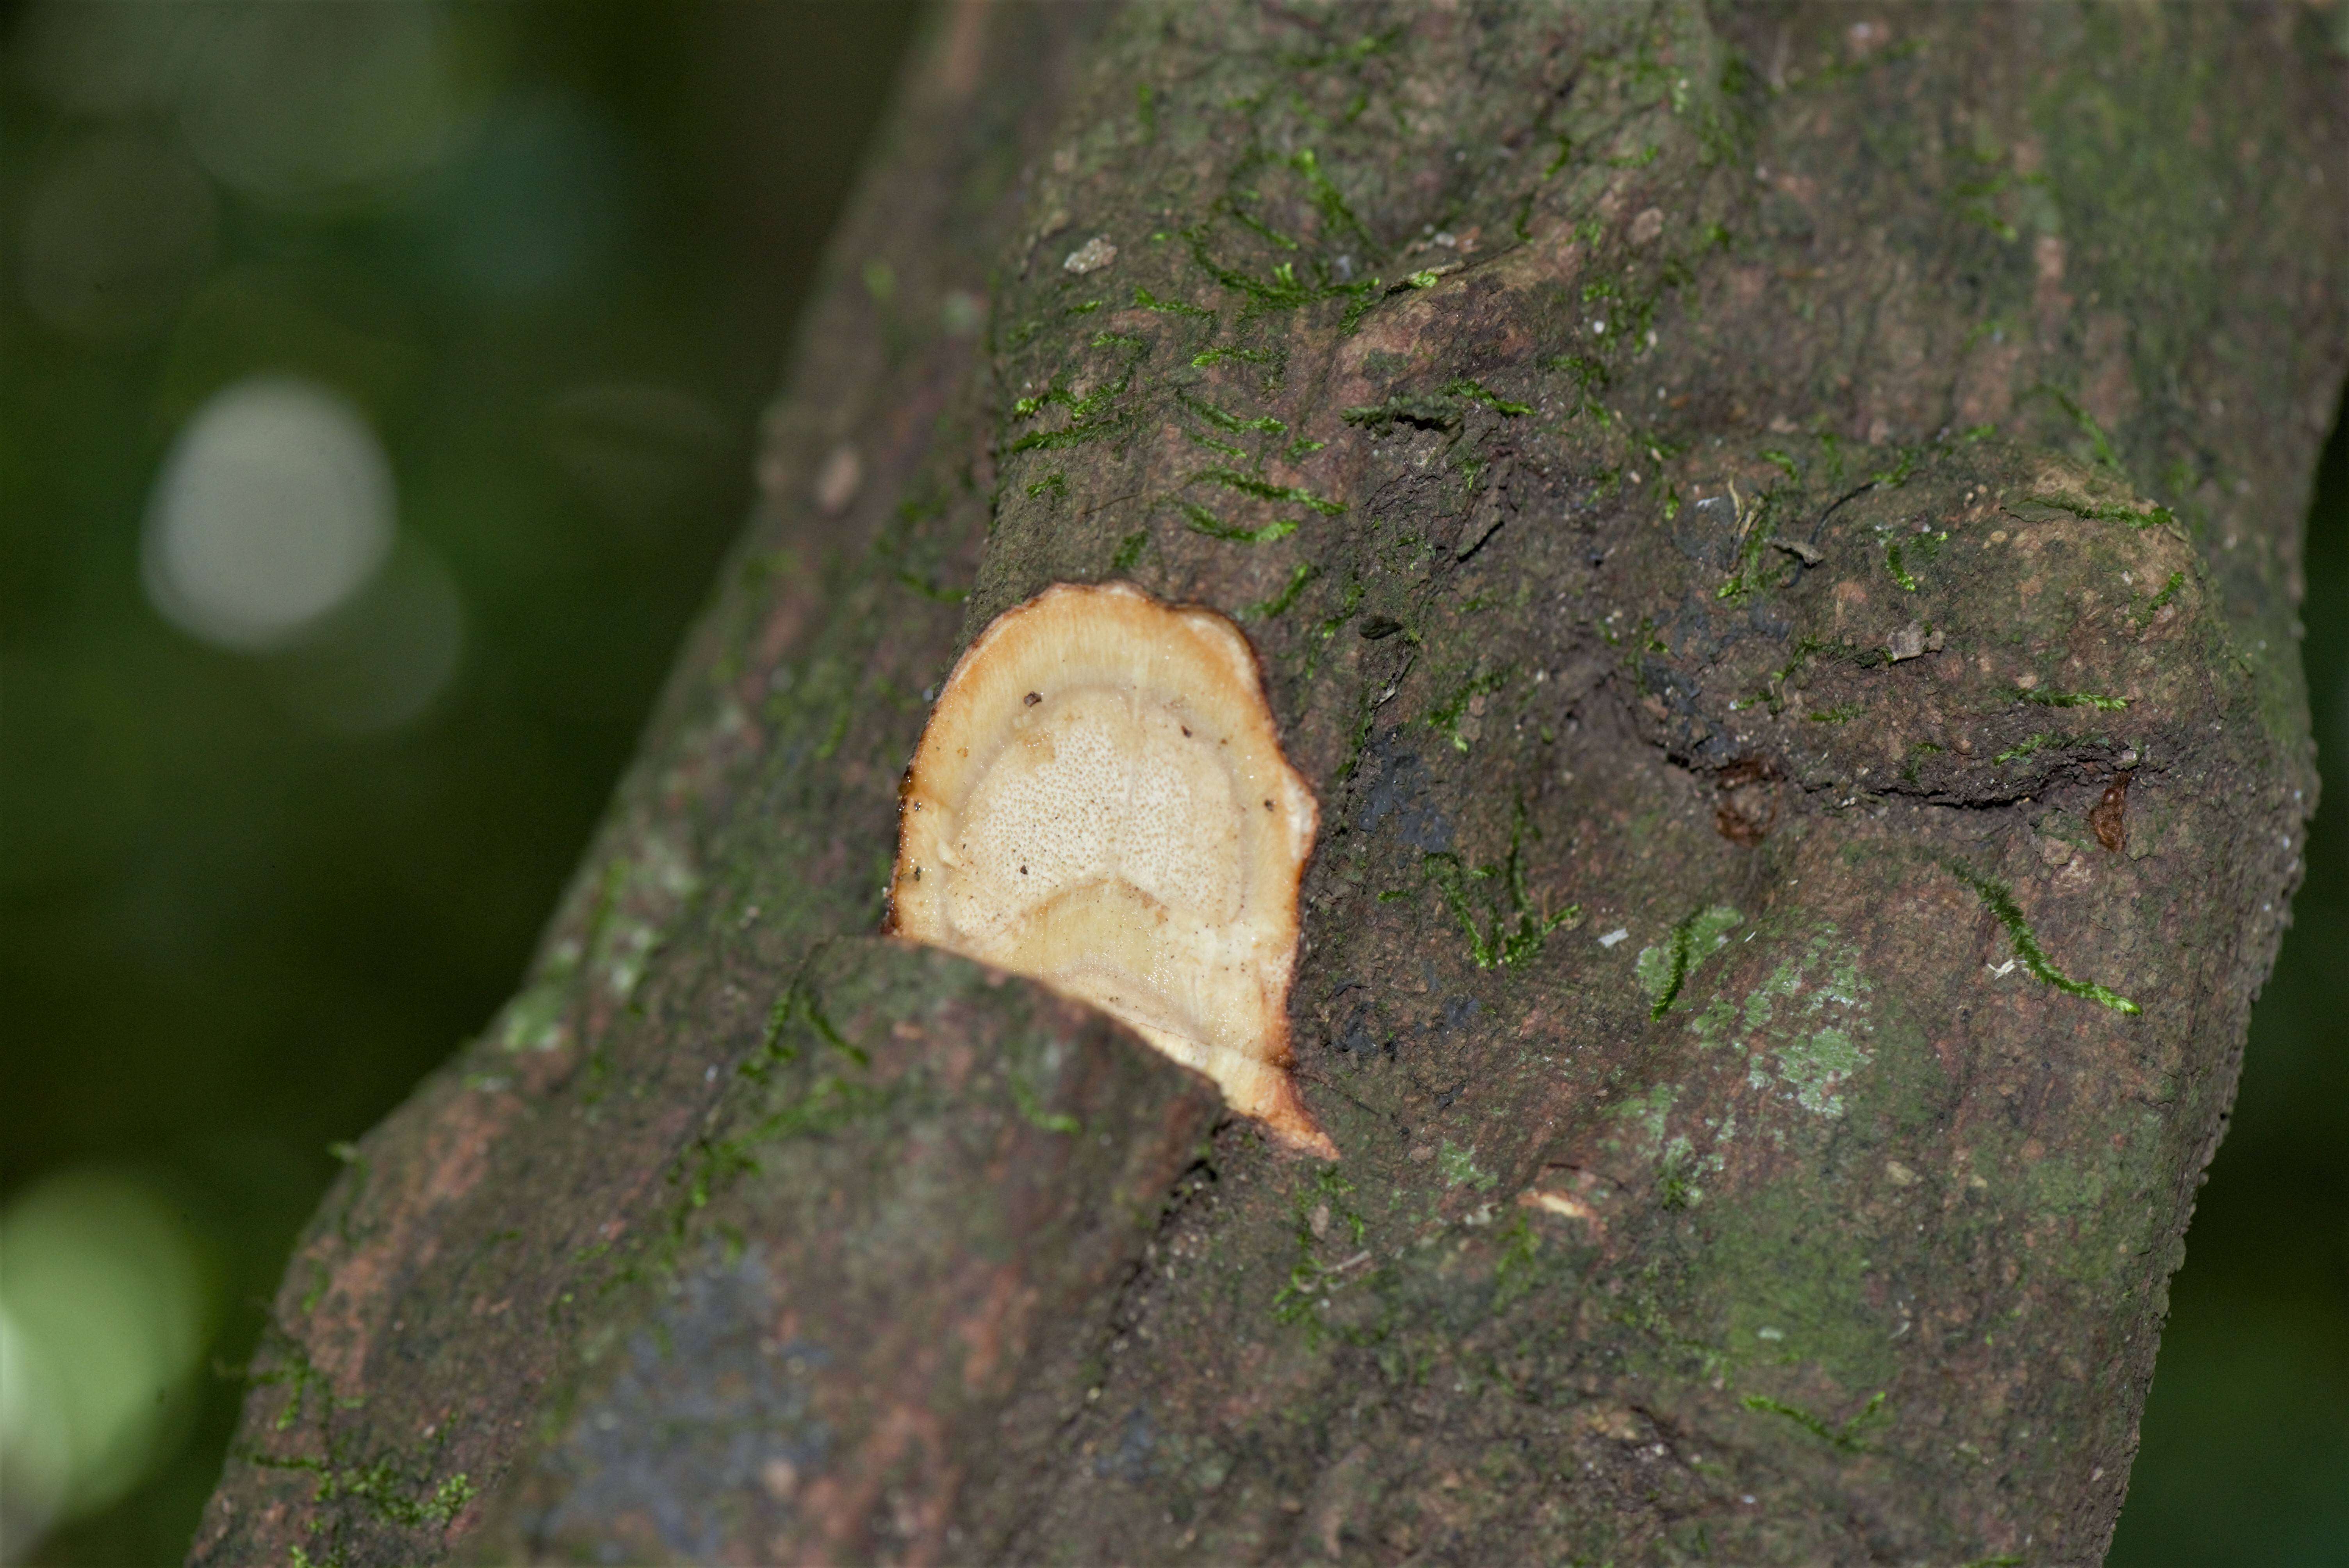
[{"left": 1686, "top": 929, "right": 1877, "bottom": 1118}]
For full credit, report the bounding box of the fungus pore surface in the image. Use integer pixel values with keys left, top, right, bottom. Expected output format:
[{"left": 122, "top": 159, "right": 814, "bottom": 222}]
[{"left": 891, "top": 582, "right": 1330, "bottom": 1155}]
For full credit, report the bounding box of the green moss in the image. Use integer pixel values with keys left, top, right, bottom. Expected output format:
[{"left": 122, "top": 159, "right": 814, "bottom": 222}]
[
  {"left": 1273, "top": 1168, "right": 1371, "bottom": 1346},
  {"left": 2028, "top": 383, "right": 2120, "bottom": 470},
  {"left": 1426, "top": 666, "right": 1507, "bottom": 753},
  {"left": 1239, "top": 562, "right": 1315, "bottom": 620},
  {"left": 1181, "top": 227, "right": 1377, "bottom": 323},
  {"left": 1006, "top": 421, "right": 1127, "bottom": 455},
  {"left": 1224, "top": 201, "right": 1301, "bottom": 255},
  {"left": 2133, "top": 568, "right": 2186, "bottom": 627},
  {"left": 1187, "top": 466, "right": 1344, "bottom": 515},
  {"left": 1492, "top": 1211, "right": 1542, "bottom": 1306},
  {"left": 1190, "top": 344, "right": 1281, "bottom": 369},
  {"left": 1636, "top": 905, "right": 1743, "bottom": 1018},
  {"left": 1177, "top": 388, "right": 1286, "bottom": 435},
  {"left": 1547, "top": 352, "right": 1613, "bottom": 420},
  {"left": 1421, "top": 805, "right": 1578, "bottom": 969},
  {"left": 249, "top": 1439, "right": 475, "bottom": 1535},
  {"left": 1442, "top": 378, "right": 1531, "bottom": 415},
  {"left": 1132, "top": 284, "right": 1213, "bottom": 321},
  {"left": 1869, "top": 443, "right": 1923, "bottom": 488},
  {"left": 1657, "top": 1149, "right": 1698, "bottom": 1211},
  {"left": 1007, "top": 1073, "right": 1081, "bottom": 1136},
  {"left": 1439, "top": 1140, "right": 1499, "bottom": 1192},
  {"left": 684, "top": 1074, "right": 899, "bottom": 1213},
  {"left": 674, "top": 1134, "right": 760, "bottom": 1224},
  {"left": 1739, "top": 1390, "right": 1886, "bottom": 1452},
  {"left": 248, "top": 1324, "right": 356, "bottom": 1434},
  {"left": 340, "top": 1467, "right": 474, "bottom": 1531},
  {"left": 1811, "top": 431, "right": 1848, "bottom": 486},
  {"left": 1180, "top": 502, "right": 1297, "bottom": 545},
  {"left": 1299, "top": 578, "right": 1365, "bottom": 680},
  {"left": 1885, "top": 539, "right": 1919, "bottom": 591},
  {"left": 1279, "top": 21, "right": 1397, "bottom": 67},
  {"left": 2016, "top": 688, "right": 2128, "bottom": 711},
  {"left": 1947, "top": 862, "right": 2139, "bottom": 1014},
  {"left": 299, "top": 1259, "right": 330, "bottom": 1315},
  {"left": 1287, "top": 147, "right": 1371, "bottom": 243},
  {"left": 741, "top": 974, "right": 860, "bottom": 1084},
  {"left": 1110, "top": 530, "right": 1150, "bottom": 571},
  {"left": 1024, "top": 471, "right": 1066, "bottom": 500},
  {"left": 1005, "top": 331, "right": 1149, "bottom": 455},
  {"left": 2025, "top": 492, "right": 2174, "bottom": 531},
  {"left": 1342, "top": 391, "right": 1466, "bottom": 431},
  {"left": 1993, "top": 732, "right": 2062, "bottom": 764},
  {"left": 1713, "top": 489, "right": 1783, "bottom": 603}
]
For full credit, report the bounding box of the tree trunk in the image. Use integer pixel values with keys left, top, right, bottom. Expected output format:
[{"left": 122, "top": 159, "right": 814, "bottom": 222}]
[{"left": 191, "top": 4, "right": 2348, "bottom": 1564}]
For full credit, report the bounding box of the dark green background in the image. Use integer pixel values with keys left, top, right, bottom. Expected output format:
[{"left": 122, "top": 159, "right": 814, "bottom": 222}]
[{"left": 0, "top": 6, "right": 2338, "bottom": 1563}]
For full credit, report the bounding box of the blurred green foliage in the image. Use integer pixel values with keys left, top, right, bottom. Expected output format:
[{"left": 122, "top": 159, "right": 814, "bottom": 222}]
[
  {"left": 2106, "top": 415, "right": 2349, "bottom": 1565},
  {"left": 0, "top": 3, "right": 2338, "bottom": 1562},
  {"left": 0, "top": 3, "right": 912, "bottom": 1561}
]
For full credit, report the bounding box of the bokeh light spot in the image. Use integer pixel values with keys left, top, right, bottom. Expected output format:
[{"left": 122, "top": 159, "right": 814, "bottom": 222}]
[
  {"left": 142, "top": 377, "right": 396, "bottom": 651},
  {"left": 0, "top": 1169, "right": 213, "bottom": 1557}
]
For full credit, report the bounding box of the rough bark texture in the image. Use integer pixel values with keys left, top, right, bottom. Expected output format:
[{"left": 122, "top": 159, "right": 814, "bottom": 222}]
[{"left": 193, "top": 4, "right": 2349, "bottom": 1565}]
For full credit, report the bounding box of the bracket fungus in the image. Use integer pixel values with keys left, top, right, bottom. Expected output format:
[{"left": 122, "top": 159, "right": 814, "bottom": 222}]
[{"left": 891, "top": 581, "right": 1332, "bottom": 1156}]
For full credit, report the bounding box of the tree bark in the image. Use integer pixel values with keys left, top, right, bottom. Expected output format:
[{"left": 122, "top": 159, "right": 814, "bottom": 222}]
[{"left": 192, "top": 4, "right": 2348, "bottom": 1564}]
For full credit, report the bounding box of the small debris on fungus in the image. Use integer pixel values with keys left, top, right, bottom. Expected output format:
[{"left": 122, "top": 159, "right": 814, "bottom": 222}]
[
  {"left": 2090, "top": 772, "right": 2131, "bottom": 852},
  {"left": 889, "top": 581, "right": 1332, "bottom": 1155}
]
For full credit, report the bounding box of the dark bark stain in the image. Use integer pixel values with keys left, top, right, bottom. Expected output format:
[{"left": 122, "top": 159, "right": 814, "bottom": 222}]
[{"left": 2091, "top": 772, "right": 2132, "bottom": 853}]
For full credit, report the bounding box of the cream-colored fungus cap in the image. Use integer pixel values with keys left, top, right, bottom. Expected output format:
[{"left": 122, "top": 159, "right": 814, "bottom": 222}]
[{"left": 891, "top": 581, "right": 1332, "bottom": 1156}]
